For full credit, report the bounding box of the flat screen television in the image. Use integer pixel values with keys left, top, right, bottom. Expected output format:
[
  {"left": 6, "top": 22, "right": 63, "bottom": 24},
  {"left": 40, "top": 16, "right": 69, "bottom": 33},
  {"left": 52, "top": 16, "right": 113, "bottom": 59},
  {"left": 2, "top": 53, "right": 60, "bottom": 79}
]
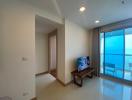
[{"left": 77, "top": 56, "right": 90, "bottom": 72}]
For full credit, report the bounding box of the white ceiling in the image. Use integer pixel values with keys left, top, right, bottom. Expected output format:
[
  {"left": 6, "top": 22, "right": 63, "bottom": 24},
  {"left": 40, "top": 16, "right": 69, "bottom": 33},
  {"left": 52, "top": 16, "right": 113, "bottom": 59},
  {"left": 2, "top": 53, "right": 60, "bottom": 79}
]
[
  {"left": 35, "top": 16, "right": 57, "bottom": 34},
  {"left": 26, "top": 0, "right": 132, "bottom": 29},
  {"left": 57, "top": 0, "right": 132, "bottom": 29},
  {"left": 24, "top": 0, "right": 61, "bottom": 17}
]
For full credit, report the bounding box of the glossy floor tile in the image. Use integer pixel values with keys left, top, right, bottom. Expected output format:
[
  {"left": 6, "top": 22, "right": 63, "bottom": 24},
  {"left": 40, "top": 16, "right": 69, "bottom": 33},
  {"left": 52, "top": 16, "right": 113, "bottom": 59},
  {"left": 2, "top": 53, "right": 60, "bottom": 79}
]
[{"left": 36, "top": 74, "right": 132, "bottom": 100}]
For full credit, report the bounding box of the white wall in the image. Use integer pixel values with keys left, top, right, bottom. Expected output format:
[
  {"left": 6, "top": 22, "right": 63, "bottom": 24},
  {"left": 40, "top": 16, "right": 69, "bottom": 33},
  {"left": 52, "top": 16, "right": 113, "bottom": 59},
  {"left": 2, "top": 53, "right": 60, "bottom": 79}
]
[
  {"left": 56, "top": 20, "right": 92, "bottom": 84},
  {"left": 49, "top": 35, "right": 57, "bottom": 70},
  {"left": 65, "top": 20, "right": 92, "bottom": 84},
  {"left": 35, "top": 33, "right": 48, "bottom": 74},
  {"left": 0, "top": 0, "right": 35, "bottom": 100},
  {"left": 0, "top": 0, "right": 64, "bottom": 100},
  {"left": 57, "top": 25, "right": 66, "bottom": 83}
]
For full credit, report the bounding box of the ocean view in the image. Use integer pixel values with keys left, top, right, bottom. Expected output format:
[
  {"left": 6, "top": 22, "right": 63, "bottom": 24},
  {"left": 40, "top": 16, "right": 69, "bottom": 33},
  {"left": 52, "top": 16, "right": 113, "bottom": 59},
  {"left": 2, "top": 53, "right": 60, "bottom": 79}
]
[{"left": 100, "top": 28, "right": 132, "bottom": 81}]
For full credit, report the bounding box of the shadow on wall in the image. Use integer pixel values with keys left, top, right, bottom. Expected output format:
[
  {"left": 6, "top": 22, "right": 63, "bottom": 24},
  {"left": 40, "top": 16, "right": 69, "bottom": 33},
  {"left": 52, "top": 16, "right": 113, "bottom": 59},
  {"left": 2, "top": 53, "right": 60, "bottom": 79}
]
[
  {"left": 69, "top": 58, "right": 77, "bottom": 71},
  {"left": 0, "top": 96, "right": 12, "bottom": 100}
]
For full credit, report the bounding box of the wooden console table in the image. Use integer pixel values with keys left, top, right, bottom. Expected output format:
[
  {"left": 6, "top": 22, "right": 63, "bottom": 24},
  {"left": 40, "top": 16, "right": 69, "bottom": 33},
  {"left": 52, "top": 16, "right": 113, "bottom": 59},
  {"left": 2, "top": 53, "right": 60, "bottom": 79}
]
[{"left": 71, "top": 67, "right": 95, "bottom": 87}]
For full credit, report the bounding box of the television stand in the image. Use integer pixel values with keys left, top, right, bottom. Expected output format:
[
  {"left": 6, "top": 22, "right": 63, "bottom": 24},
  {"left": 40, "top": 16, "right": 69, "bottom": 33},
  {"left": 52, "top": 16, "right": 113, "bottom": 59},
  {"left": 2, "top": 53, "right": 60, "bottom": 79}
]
[{"left": 71, "top": 67, "right": 95, "bottom": 87}]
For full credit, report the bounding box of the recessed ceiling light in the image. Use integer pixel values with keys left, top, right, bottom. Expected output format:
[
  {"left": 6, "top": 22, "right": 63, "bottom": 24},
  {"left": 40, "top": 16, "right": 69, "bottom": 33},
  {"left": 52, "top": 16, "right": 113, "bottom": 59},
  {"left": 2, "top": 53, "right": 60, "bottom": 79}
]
[
  {"left": 79, "top": 6, "right": 86, "bottom": 12},
  {"left": 95, "top": 20, "right": 100, "bottom": 24}
]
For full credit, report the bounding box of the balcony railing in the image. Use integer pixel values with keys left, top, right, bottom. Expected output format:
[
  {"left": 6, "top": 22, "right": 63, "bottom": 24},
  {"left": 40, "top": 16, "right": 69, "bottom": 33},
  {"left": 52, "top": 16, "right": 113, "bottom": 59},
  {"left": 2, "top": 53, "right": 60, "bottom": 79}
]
[{"left": 100, "top": 54, "right": 132, "bottom": 81}]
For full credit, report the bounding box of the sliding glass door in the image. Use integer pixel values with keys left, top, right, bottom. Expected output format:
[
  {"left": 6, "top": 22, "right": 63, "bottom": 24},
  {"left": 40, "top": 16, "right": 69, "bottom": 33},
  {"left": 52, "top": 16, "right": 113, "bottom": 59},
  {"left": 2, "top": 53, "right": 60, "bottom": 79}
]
[
  {"left": 100, "top": 28, "right": 132, "bottom": 81},
  {"left": 104, "top": 30, "right": 124, "bottom": 78},
  {"left": 100, "top": 33, "right": 104, "bottom": 74},
  {"left": 124, "top": 28, "right": 132, "bottom": 81}
]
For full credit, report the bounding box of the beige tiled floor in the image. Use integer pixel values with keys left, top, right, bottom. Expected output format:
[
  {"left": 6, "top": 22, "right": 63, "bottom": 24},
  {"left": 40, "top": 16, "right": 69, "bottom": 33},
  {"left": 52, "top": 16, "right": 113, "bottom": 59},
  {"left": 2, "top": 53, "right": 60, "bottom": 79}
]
[{"left": 36, "top": 74, "right": 132, "bottom": 100}]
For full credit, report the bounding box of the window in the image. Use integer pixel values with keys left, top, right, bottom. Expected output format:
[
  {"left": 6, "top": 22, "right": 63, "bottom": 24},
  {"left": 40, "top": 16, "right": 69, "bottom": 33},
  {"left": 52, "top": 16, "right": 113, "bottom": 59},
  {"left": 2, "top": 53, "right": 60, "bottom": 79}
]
[
  {"left": 100, "top": 28, "right": 132, "bottom": 81},
  {"left": 124, "top": 28, "right": 132, "bottom": 81},
  {"left": 100, "top": 33, "right": 104, "bottom": 74}
]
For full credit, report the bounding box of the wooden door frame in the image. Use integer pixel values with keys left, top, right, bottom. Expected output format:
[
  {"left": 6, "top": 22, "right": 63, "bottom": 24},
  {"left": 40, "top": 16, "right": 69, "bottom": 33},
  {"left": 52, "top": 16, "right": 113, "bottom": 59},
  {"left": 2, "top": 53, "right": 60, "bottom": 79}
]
[{"left": 48, "top": 29, "right": 58, "bottom": 78}]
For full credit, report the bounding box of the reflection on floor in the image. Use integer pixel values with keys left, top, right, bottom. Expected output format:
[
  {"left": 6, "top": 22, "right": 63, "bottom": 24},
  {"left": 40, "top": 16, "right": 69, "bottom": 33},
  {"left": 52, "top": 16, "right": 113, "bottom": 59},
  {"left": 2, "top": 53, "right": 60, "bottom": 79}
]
[{"left": 36, "top": 74, "right": 132, "bottom": 100}]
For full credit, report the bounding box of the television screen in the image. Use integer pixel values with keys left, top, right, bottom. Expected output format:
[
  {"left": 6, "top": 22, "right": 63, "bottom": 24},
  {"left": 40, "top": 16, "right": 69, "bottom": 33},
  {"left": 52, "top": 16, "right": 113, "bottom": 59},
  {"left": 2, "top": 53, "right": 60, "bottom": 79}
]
[{"left": 77, "top": 56, "right": 90, "bottom": 71}]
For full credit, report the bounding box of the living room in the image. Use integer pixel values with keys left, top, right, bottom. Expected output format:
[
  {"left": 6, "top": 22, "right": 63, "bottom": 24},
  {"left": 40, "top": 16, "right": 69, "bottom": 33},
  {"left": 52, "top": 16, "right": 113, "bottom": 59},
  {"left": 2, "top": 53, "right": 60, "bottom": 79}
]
[{"left": 0, "top": 0, "right": 132, "bottom": 100}]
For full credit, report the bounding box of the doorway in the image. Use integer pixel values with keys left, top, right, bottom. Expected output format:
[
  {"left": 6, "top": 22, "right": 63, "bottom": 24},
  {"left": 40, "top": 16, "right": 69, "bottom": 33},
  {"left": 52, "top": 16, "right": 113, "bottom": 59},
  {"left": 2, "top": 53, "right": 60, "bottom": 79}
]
[
  {"left": 35, "top": 15, "right": 58, "bottom": 78},
  {"left": 48, "top": 30, "right": 57, "bottom": 78},
  {"left": 35, "top": 15, "right": 61, "bottom": 99}
]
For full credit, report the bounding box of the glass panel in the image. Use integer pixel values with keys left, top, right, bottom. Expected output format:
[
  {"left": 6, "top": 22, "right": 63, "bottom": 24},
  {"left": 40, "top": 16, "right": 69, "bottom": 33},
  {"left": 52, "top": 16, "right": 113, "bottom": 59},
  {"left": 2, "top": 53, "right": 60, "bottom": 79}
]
[
  {"left": 124, "top": 28, "right": 132, "bottom": 81},
  {"left": 104, "top": 30, "right": 124, "bottom": 78},
  {"left": 100, "top": 28, "right": 132, "bottom": 82},
  {"left": 100, "top": 33, "right": 104, "bottom": 74}
]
